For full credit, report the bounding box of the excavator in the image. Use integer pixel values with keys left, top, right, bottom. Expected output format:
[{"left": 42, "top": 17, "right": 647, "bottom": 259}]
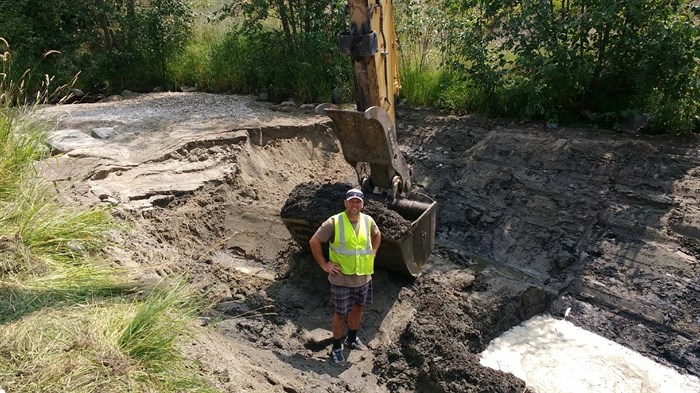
[{"left": 281, "top": 0, "right": 437, "bottom": 276}]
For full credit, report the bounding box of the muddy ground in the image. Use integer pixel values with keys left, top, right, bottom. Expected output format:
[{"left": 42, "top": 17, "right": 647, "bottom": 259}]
[{"left": 37, "top": 92, "right": 699, "bottom": 392}]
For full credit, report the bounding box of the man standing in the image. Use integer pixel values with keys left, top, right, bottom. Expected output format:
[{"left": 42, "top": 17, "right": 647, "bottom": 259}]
[{"left": 309, "top": 188, "right": 381, "bottom": 365}]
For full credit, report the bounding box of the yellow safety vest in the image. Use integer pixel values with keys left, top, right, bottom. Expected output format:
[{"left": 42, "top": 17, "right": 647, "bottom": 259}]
[{"left": 329, "top": 212, "right": 374, "bottom": 275}]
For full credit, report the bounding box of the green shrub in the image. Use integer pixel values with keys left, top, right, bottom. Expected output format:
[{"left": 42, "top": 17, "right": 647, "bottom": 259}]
[
  {"left": 437, "top": 0, "right": 699, "bottom": 133},
  {"left": 176, "top": 26, "right": 352, "bottom": 103},
  {"left": 0, "top": 0, "right": 194, "bottom": 93}
]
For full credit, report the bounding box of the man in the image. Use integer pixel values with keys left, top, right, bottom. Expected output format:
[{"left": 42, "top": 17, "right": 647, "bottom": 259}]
[{"left": 309, "top": 188, "right": 381, "bottom": 365}]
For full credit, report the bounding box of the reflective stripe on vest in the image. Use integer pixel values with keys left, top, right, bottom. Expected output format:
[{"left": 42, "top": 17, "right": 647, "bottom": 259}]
[{"left": 329, "top": 212, "right": 374, "bottom": 275}]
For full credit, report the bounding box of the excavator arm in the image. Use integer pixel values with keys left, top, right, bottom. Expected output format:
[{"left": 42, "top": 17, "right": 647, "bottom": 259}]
[
  {"left": 342, "top": 0, "right": 400, "bottom": 118},
  {"left": 284, "top": 0, "right": 437, "bottom": 276},
  {"left": 317, "top": 0, "right": 410, "bottom": 197}
]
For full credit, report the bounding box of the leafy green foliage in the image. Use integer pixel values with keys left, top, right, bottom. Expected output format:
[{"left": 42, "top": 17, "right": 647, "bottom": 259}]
[
  {"left": 1, "top": 0, "right": 697, "bottom": 132},
  {"left": 0, "top": 0, "right": 194, "bottom": 93},
  {"left": 172, "top": 0, "right": 352, "bottom": 102},
  {"left": 435, "top": 0, "right": 699, "bottom": 133},
  {"left": 0, "top": 0, "right": 100, "bottom": 85},
  {"left": 395, "top": 0, "right": 445, "bottom": 72},
  {"left": 138, "top": 0, "right": 194, "bottom": 82}
]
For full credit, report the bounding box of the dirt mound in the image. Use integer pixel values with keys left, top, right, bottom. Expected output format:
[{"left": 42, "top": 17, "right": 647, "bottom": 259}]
[
  {"left": 280, "top": 181, "right": 413, "bottom": 240},
  {"left": 374, "top": 269, "right": 541, "bottom": 392}
]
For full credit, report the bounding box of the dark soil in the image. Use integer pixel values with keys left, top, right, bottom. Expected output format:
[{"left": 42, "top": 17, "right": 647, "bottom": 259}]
[
  {"left": 395, "top": 107, "right": 700, "bottom": 382},
  {"left": 44, "top": 93, "right": 700, "bottom": 393},
  {"left": 280, "top": 181, "right": 413, "bottom": 240}
]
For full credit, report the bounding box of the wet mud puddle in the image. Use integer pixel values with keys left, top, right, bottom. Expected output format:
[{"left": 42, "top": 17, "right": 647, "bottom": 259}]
[{"left": 480, "top": 315, "right": 700, "bottom": 393}]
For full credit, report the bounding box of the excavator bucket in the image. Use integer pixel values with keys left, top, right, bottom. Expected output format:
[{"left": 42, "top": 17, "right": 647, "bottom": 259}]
[
  {"left": 372, "top": 194, "right": 437, "bottom": 276},
  {"left": 318, "top": 104, "right": 411, "bottom": 194},
  {"left": 281, "top": 191, "right": 437, "bottom": 277}
]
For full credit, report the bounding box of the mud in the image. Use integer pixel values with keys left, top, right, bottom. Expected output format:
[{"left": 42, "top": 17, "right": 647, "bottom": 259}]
[
  {"left": 37, "top": 93, "right": 700, "bottom": 392},
  {"left": 280, "top": 182, "right": 413, "bottom": 240}
]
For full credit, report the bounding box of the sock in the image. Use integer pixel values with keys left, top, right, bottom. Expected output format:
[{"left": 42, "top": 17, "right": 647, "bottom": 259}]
[
  {"left": 332, "top": 338, "right": 342, "bottom": 350},
  {"left": 347, "top": 329, "right": 358, "bottom": 343}
]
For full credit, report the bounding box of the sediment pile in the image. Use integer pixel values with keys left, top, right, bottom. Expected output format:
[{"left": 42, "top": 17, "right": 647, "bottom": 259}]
[{"left": 280, "top": 182, "right": 412, "bottom": 240}]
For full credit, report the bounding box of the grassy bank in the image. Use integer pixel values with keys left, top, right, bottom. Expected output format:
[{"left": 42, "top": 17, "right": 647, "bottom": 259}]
[{"left": 0, "top": 48, "right": 215, "bottom": 392}]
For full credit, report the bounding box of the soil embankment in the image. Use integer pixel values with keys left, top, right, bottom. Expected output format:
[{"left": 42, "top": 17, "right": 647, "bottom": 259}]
[{"left": 38, "top": 93, "right": 700, "bottom": 392}]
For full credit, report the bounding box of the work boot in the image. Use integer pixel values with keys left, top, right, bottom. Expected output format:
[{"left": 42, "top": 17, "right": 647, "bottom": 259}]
[
  {"left": 330, "top": 347, "right": 345, "bottom": 365},
  {"left": 344, "top": 337, "right": 367, "bottom": 350}
]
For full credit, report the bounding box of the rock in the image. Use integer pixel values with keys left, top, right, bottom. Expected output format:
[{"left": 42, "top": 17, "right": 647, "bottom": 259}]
[
  {"left": 621, "top": 113, "right": 651, "bottom": 134},
  {"left": 91, "top": 127, "right": 115, "bottom": 139},
  {"left": 257, "top": 91, "right": 269, "bottom": 101},
  {"left": 280, "top": 99, "right": 296, "bottom": 107},
  {"left": 47, "top": 129, "right": 103, "bottom": 154},
  {"left": 121, "top": 90, "right": 140, "bottom": 99},
  {"left": 240, "top": 187, "right": 258, "bottom": 200},
  {"left": 90, "top": 185, "right": 112, "bottom": 200},
  {"left": 101, "top": 95, "right": 123, "bottom": 102},
  {"left": 299, "top": 103, "right": 316, "bottom": 112},
  {"left": 299, "top": 328, "right": 332, "bottom": 349}
]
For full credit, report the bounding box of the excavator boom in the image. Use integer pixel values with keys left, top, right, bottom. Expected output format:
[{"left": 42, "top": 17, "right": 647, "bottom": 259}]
[
  {"left": 321, "top": 0, "right": 409, "bottom": 196},
  {"left": 342, "top": 0, "right": 400, "bottom": 118}
]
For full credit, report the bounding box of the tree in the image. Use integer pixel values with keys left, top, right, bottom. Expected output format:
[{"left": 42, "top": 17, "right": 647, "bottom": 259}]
[
  {"left": 437, "top": 0, "right": 699, "bottom": 132},
  {"left": 0, "top": 0, "right": 194, "bottom": 92},
  {"left": 211, "top": 0, "right": 352, "bottom": 102}
]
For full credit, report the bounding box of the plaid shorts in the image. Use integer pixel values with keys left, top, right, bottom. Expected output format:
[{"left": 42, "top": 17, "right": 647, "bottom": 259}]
[{"left": 330, "top": 280, "right": 373, "bottom": 316}]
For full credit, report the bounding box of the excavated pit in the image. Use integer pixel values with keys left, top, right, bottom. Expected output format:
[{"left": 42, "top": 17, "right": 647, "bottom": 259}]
[{"left": 38, "top": 93, "right": 700, "bottom": 392}]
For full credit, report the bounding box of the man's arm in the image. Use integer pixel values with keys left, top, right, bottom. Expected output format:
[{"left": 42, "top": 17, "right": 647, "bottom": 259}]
[
  {"left": 371, "top": 227, "right": 381, "bottom": 256},
  {"left": 309, "top": 234, "right": 340, "bottom": 275}
]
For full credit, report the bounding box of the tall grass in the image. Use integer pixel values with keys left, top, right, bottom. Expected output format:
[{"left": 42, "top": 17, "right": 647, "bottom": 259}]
[
  {"left": 0, "top": 286, "right": 212, "bottom": 393},
  {"left": 169, "top": 24, "right": 223, "bottom": 91},
  {"left": 0, "top": 40, "right": 49, "bottom": 199},
  {"left": 115, "top": 282, "right": 198, "bottom": 370},
  {"left": 0, "top": 39, "right": 216, "bottom": 392},
  {"left": 0, "top": 112, "right": 46, "bottom": 200},
  {"left": 2, "top": 184, "right": 112, "bottom": 263},
  {"left": 170, "top": 24, "right": 352, "bottom": 103},
  {"left": 398, "top": 63, "right": 445, "bottom": 108}
]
